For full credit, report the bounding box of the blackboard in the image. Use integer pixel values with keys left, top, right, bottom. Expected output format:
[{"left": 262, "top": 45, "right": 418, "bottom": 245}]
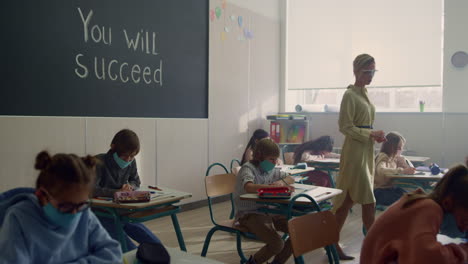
[{"left": 0, "top": 0, "right": 208, "bottom": 118}]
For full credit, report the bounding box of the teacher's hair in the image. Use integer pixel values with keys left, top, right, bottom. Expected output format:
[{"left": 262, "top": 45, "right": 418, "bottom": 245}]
[{"left": 353, "top": 54, "right": 375, "bottom": 73}]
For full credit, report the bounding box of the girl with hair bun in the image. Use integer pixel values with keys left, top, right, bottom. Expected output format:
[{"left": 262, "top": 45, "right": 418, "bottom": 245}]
[{"left": 0, "top": 151, "right": 122, "bottom": 263}]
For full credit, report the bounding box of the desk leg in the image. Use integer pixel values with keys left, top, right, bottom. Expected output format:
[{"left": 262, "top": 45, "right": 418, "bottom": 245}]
[
  {"left": 113, "top": 213, "right": 128, "bottom": 252},
  {"left": 326, "top": 169, "right": 336, "bottom": 188},
  {"left": 171, "top": 213, "right": 187, "bottom": 251}
]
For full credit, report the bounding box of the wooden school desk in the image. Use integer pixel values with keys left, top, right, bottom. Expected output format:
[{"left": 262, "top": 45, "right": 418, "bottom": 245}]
[
  {"left": 386, "top": 171, "right": 443, "bottom": 192},
  {"left": 277, "top": 165, "right": 315, "bottom": 175},
  {"left": 276, "top": 165, "right": 315, "bottom": 183},
  {"left": 405, "top": 155, "right": 430, "bottom": 167},
  {"left": 240, "top": 184, "right": 342, "bottom": 263},
  {"left": 91, "top": 187, "right": 192, "bottom": 252},
  {"left": 306, "top": 158, "right": 340, "bottom": 187},
  {"left": 123, "top": 247, "right": 223, "bottom": 264},
  {"left": 240, "top": 183, "right": 342, "bottom": 216}
]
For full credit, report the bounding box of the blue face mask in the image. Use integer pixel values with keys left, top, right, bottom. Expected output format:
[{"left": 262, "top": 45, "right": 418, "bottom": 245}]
[
  {"left": 113, "top": 152, "right": 133, "bottom": 169},
  {"left": 43, "top": 203, "right": 82, "bottom": 228},
  {"left": 260, "top": 160, "right": 275, "bottom": 173}
]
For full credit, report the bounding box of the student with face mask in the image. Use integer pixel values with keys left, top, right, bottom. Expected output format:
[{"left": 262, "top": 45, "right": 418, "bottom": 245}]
[
  {"left": 94, "top": 129, "right": 161, "bottom": 252},
  {"left": 234, "top": 138, "right": 295, "bottom": 264},
  {"left": 0, "top": 151, "right": 122, "bottom": 264}
]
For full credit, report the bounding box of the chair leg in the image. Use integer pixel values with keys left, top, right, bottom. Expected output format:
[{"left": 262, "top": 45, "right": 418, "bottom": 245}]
[
  {"left": 201, "top": 227, "right": 220, "bottom": 257},
  {"left": 294, "top": 256, "right": 305, "bottom": 264},
  {"left": 325, "top": 246, "right": 333, "bottom": 263},
  {"left": 236, "top": 232, "right": 248, "bottom": 263},
  {"left": 330, "top": 244, "right": 340, "bottom": 263}
]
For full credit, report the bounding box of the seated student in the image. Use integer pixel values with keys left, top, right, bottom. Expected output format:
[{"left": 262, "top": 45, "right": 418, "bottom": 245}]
[
  {"left": 292, "top": 135, "right": 340, "bottom": 187},
  {"left": 360, "top": 165, "right": 468, "bottom": 264},
  {"left": 374, "top": 132, "right": 416, "bottom": 206},
  {"left": 94, "top": 129, "right": 161, "bottom": 251},
  {"left": 0, "top": 151, "right": 122, "bottom": 263},
  {"left": 234, "top": 138, "right": 295, "bottom": 264},
  {"left": 241, "top": 129, "right": 284, "bottom": 166}
]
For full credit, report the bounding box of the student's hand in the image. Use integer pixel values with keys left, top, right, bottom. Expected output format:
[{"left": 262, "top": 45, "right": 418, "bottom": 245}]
[
  {"left": 269, "top": 182, "right": 282, "bottom": 187},
  {"left": 403, "top": 167, "right": 416, "bottom": 174},
  {"left": 120, "top": 184, "right": 134, "bottom": 191},
  {"left": 287, "top": 185, "right": 295, "bottom": 193}
]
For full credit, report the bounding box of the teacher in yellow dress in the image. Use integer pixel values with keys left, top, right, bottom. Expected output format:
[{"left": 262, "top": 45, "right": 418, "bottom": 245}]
[{"left": 333, "top": 54, "right": 386, "bottom": 260}]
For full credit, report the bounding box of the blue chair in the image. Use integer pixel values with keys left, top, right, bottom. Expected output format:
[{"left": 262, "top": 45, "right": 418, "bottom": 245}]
[
  {"left": 287, "top": 194, "right": 340, "bottom": 264},
  {"left": 200, "top": 163, "right": 258, "bottom": 264},
  {"left": 230, "top": 159, "right": 241, "bottom": 173}
]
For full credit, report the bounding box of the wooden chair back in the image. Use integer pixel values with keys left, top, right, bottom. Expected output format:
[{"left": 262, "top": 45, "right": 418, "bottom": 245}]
[
  {"left": 205, "top": 173, "right": 236, "bottom": 197},
  {"left": 288, "top": 211, "right": 339, "bottom": 257}
]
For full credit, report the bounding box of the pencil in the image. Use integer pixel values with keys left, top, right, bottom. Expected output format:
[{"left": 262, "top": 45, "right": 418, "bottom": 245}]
[{"left": 281, "top": 177, "right": 290, "bottom": 186}]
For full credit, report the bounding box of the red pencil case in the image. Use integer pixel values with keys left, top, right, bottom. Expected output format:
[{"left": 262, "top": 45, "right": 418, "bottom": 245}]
[
  {"left": 114, "top": 191, "right": 151, "bottom": 203},
  {"left": 257, "top": 187, "right": 291, "bottom": 199}
]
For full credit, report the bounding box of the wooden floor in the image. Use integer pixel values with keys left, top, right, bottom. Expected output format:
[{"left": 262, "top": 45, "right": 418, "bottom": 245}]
[{"left": 145, "top": 201, "right": 383, "bottom": 264}]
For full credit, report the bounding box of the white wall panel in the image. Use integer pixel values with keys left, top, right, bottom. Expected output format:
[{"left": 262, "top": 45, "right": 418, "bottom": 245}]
[
  {"left": 0, "top": 117, "right": 85, "bottom": 191},
  {"left": 156, "top": 119, "right": 208, "bottom": 203}
]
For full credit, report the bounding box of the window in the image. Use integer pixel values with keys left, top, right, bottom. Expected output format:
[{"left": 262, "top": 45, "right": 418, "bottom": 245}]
[{"left": 285, "top": 0, "right": 443, "bottom": 112}]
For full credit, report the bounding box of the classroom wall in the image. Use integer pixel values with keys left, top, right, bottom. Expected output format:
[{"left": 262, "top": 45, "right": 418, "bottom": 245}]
[
  {"left": 0, "top": 1, "right": 281, "bottom": 204},
  {"left": 289, "top": 1, "right": 468, "bottom": 168},
  {"left": 443, "top": 0, "right": 468, "bottom": 113}
]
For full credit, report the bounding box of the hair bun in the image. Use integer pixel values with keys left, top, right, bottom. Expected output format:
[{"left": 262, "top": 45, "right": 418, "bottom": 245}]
[
  {"left": 81, "top": 155, "right": 97, "bottom": 168},
  {"left": 35, "top": 151, "right": 52, "bottom": 170}
]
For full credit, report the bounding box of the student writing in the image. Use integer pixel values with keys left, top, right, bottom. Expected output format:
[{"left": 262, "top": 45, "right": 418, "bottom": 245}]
[
  {"left": 374, "top": 132, "right": 416, "bottom": 206},
  {"left": 234, "top": 138, "right": 295, "bottom": 264},
  {"left": 93, "top": 128, "right": 161, "bottom": 251}
]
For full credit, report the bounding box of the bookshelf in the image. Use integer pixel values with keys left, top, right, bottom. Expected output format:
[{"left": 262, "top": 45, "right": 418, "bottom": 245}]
[{"left": 266, "top": 115, "right": 309, "bottom": 145}]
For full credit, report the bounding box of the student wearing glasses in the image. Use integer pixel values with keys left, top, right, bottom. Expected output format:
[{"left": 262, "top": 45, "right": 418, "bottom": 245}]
[
  {"left": 0, "top": 151, "right": 122, "bottom": 263},
  {"left": 332, "top": 54, "right": 387, "bottom": 260}
]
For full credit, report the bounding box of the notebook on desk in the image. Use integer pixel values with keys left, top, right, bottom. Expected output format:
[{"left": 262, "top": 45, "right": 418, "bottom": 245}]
[
  {"left": 416, "top": 166, "right": 447, "bottom": 173},
  {"left": 312, "top": 158, "right": 340, "bottom": 163}
]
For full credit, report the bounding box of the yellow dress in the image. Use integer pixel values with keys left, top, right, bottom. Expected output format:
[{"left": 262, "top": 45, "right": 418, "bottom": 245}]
[{"left": 333, "top": 85, "right": 376, "bottom": 210}]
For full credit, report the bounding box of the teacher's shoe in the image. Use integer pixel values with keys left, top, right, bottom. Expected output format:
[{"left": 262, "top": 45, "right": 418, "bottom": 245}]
[
  {"left": 336, "top": 244, "right": 355, "bottom": 260},
  {"left": 246, "top": 256, "right": 257, "bottom": 264}
]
